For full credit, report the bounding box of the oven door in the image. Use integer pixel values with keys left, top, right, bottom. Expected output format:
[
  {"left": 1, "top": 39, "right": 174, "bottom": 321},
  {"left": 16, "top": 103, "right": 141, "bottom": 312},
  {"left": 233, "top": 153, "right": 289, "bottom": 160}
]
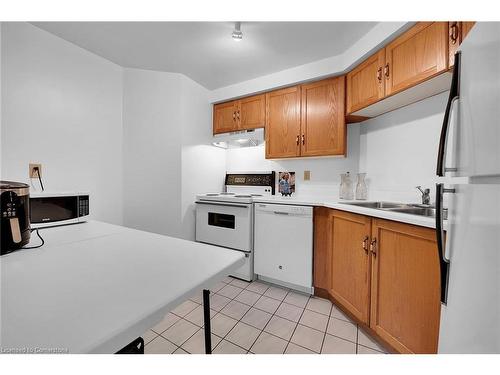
[{"left": 195, "top": 201, "right": 252, "bottom": 252}]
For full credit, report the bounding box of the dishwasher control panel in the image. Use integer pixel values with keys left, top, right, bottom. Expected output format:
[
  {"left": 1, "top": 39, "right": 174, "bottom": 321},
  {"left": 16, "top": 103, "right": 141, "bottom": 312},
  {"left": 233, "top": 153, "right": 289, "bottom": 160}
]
[{"left": 255, "top": 204, "right": 313, "bottom": 216}]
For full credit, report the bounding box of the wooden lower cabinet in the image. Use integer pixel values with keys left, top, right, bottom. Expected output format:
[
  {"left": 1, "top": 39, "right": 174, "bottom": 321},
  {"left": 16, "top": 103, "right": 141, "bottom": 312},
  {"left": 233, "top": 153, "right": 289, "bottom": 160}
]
[
  {"left": 369, "top": 218, "right": 441, "bottom": 354},
  {"left": 313, "top": 209, "right": 441, "bottom": 354},
  {"left": 313, "top": 207, "right": 332, "bottom": 293},
  {"left": 329, "top": 210, "right": 372, "bottom": 325}
]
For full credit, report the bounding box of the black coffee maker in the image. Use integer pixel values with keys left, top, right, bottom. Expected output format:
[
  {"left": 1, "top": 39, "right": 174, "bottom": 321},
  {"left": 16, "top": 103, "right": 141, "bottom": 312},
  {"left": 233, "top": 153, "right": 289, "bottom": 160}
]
[{"left": 1, "top": 181, "right": 31, "bottom": 255}]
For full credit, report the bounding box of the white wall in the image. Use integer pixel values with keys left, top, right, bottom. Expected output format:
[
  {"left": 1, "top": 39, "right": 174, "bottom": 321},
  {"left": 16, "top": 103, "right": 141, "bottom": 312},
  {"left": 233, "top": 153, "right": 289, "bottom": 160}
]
[
  {"left": 180, "top": 77, "right": 226, "bottom": 240},
  {"left": 122, "top": 69, "right": 183, "bottom": 236},
  {"left": 359, "top": 92, "right": 448, "bottom": 203},
  {"left": 1, "top": 22, "right": 124, "bottom": 224},
  {"left": 226, "top": 125, "right": 360, "bottom": 198},
  {"left": 122, "top": 69, "right": 225, "bottom": 240}
]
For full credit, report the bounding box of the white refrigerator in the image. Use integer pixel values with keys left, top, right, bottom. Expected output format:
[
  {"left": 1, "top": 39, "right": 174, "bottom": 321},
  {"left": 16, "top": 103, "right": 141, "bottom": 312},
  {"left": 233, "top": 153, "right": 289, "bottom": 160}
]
[{"left": 436, "top": 22, "right": 500, "bottom": 353}]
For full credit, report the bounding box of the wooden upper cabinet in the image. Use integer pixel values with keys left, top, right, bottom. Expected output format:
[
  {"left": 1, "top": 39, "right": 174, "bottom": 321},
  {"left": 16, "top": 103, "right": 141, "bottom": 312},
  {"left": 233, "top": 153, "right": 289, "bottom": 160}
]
[
  {"left": 370, "top": 219, "right": 441, "bottom": 354},
  {"left": 213, "top": 94, "right": 266, "bottom": 134},
  {"left": 313, "top": 207, "right": 333, "bottom": 294},
  {"left": 461, "top": 22, "right": 476, "bottom": 40},
  {"left": 213, "top": 101, "right": 237, "bottom": 134},
  {"left": 347, "top": 50, "right": 385, "bottom": 114},
  {"left": 265, "top": 86, "right": 301, "bottom": 158},
  {"left": 238, "top": 94, "right": 266, "bottom": 130},
  {"left": 449, "top": 22, "right": 477, "bottom": 67},
  {"left": 329, "top": 210, "right": 372, "bottom": 325},
  {"left": 300, "top": 77, "right": 346, "bottom": 157},
  {"left": 384, "top": 22, "right": 448, "bottom": 96},
  {"left": 448, "top": 22, "right": 461, "bottom": 67}
]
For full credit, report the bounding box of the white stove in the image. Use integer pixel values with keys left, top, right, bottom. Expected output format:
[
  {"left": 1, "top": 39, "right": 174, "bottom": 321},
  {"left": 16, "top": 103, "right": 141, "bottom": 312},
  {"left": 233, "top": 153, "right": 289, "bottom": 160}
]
[{"left": 195, "top": 172, "right": 275, "bottom": 281}]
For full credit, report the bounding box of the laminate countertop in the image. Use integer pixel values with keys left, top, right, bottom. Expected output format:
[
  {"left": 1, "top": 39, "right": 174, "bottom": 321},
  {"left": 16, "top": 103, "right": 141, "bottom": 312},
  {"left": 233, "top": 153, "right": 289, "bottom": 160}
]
[{"left": 252, "top": 195, "right": 444, "bottom": 229}]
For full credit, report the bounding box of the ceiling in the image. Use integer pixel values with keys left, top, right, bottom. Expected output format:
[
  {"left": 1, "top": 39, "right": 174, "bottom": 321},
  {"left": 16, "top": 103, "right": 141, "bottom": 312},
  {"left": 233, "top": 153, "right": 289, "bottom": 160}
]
[{"left": 32, "top": 22, "right": 378, "bottom": 90}]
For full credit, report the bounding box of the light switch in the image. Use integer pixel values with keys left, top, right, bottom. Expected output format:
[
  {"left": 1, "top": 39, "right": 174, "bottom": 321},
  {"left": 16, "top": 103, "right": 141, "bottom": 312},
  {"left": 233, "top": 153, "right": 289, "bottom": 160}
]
[{"left": 304, "top": 170, "right": 311, "bottom": 181}]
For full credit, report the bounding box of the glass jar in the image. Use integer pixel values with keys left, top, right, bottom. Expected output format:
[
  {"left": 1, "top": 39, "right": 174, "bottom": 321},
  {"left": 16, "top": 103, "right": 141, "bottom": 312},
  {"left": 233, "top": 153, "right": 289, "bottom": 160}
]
[
  {"left": 340, "top": 172, "right": 354, "bottom": 200},
  {"left": 355, "top": 173, "right": 368, "bottom": 200}
]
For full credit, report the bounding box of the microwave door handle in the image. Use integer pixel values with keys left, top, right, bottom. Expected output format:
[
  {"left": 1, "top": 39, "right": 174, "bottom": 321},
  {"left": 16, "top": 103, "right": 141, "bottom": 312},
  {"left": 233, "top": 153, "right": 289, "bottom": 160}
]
[{"left": 437, "top": 51, "right": 461, "bottom": 176}]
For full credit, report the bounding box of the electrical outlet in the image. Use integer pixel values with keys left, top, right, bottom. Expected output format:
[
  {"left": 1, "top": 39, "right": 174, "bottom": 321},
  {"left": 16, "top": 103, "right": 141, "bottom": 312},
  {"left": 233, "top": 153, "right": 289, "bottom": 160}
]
[
  {"left": 29, "top": 163, "right": 42, "bottom": 178},
  {"left": 304, "top": 170, "right": 311, "bottom": 181}
]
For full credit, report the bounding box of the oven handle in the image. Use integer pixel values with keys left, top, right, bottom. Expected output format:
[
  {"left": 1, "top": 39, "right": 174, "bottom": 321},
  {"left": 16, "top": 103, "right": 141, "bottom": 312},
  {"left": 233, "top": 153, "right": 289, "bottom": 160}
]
[{"left": 195, "top": 201, "right": 250, "bottom": 209}]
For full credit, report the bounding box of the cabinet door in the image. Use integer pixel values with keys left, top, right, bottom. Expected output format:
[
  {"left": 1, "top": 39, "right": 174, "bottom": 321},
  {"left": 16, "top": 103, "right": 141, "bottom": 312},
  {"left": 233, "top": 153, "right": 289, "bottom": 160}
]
[
  {"left": 300, "top": 77, "right": 346, "bottom": 157},
  {"left": 346, "top": 50, "right": 385, "bottom": 114},
  {"left": 461, "top": 22, "right": 476, "bottom": 40},
  {"left": 213, "top": 101, "right": 237, "bottom": 134},
  {"left": 313, "top": 207, "right": 333, "bottom": 295},
  {"left": 265, "top": 86, "right": 301, "bottom": 158},
  {"left": 370, "top": 219, "right": 441, "bottom": 354},
  {"left": 384, "top": 22, "right": 448, "bottom": 96},
  {"left": 448, "top": 22, "right": 461, "bottom": 68},
  {"left": 330, "top": 210, "right": 372, "bottom": 324},
  {"left": 239, "top": 94, "right": 266, "bottom": 130}
]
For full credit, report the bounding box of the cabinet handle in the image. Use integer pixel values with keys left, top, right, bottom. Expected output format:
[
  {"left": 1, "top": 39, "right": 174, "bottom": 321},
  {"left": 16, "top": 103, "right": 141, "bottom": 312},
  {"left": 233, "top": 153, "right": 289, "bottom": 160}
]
[
  {"left": 362, "top": 236, "right": 369, "bottom": 253},
  {"left": 450, "top": 23, "right": 459, "bottom": 45},
  {"left": 296, "top": 135, "right": 300, "bottom": 145},
  {"left": 233, "top": 111, "right": 236, "bottom": 121},
  {"left": 376, "top": 67, "right": 382, "bottom": 82},
  {"left": 370, "top": 238, "right": 377, "bottom": 257},
  {"left": 236, "top": 110, "right": 240, "bottom": 120},
  {"left": 384, "top": 63, "right": 390, "bottom": 79},
  {"left": 301, "top": 134, "right": 305, "bottom": 145}
]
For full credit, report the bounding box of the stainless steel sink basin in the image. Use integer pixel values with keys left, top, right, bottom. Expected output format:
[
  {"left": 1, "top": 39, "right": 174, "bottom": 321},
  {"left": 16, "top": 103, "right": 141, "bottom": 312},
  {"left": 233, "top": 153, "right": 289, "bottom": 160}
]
[
  {"left": 342, "top": 201, "right": 409, "bottom": 209},
  {"left": 340, "top": 201, "right": 447, "bottom": 219}
]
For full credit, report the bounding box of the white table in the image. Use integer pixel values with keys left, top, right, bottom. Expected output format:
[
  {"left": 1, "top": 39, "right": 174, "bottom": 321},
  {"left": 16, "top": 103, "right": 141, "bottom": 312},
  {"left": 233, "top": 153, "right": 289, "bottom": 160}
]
[{"left": 0, "top": 221, "right": 245, "bottom": 353}]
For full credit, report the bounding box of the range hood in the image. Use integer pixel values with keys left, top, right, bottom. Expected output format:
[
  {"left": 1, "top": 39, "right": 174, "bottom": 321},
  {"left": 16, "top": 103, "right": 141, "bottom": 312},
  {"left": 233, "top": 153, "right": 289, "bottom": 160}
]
[{"left": 212, "top": 128, "right": 264, "bottom": 149}]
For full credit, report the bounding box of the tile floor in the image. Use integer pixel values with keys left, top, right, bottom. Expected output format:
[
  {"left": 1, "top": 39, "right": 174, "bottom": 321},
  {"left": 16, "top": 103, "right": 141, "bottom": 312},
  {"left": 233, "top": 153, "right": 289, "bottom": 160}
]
[{"left": 143, "top": 276, "right": 388, "bottom": 354}]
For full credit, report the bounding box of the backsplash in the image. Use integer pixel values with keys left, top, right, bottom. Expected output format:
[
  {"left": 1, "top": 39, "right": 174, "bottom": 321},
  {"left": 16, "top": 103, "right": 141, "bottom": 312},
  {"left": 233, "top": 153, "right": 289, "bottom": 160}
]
[
  {"left": 226, "top": 92, "right": 449, "bottom": 203},
  {"left": 225, "top": 125, "right": 361, "bottom": 198}
]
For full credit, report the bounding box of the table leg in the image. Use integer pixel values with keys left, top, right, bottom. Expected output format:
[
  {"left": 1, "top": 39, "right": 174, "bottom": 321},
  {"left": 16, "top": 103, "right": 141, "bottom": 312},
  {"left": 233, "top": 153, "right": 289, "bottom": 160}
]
[{"left": 203, "top": 289, "right": 212, "bottom": 354}]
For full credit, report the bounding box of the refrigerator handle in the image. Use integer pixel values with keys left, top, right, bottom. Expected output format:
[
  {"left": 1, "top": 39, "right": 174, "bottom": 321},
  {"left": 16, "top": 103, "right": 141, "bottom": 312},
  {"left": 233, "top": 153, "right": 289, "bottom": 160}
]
[
  {"left": 436, "top": 51, "right": 461, "bottom": 177},
  {"left": 435, "top": 183, "right": 456, "bottom": 304}
]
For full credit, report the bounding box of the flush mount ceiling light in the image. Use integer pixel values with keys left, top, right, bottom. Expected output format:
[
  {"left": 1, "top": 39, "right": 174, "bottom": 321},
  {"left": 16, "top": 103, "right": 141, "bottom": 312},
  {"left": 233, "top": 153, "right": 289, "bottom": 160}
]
[{"left": 232, "top": 22, "right": 243, "bottom": 41}]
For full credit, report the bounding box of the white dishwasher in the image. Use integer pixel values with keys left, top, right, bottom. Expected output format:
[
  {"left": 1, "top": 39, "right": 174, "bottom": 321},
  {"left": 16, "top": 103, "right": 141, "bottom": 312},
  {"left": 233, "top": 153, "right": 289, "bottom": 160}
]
[{"left": 254, "top": 203, "right": 313, "bottom": 294}]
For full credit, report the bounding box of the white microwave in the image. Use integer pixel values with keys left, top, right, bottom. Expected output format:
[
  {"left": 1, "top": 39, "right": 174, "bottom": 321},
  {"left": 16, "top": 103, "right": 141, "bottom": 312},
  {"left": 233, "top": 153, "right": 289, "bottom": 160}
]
[{"left": 30, "top": 192, "right": 90, "bottom": 228}]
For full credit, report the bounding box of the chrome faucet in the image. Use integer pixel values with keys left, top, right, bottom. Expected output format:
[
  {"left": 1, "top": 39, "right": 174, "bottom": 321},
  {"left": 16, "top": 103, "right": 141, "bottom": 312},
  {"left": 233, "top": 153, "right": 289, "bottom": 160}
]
[{"left": 416, "top": 186, "right": 431, "bottom": 205}]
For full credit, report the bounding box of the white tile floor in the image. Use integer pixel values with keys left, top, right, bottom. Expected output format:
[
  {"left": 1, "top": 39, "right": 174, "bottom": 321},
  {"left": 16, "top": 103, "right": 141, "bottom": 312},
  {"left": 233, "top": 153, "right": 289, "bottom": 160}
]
[{"left": 143, "top": 276, "right": 388, "bottom": 354}]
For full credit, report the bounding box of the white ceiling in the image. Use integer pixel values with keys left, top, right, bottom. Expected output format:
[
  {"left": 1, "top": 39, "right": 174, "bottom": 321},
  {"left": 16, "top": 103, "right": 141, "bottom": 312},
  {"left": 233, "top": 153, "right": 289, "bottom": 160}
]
[{"left": 32, "top": 22, "right": 378, "bottom": 90}]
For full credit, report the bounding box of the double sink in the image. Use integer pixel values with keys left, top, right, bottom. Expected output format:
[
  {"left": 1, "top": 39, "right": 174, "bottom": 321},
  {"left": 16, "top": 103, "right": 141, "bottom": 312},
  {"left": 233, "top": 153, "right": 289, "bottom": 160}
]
[{"left": 340, "top": 201, "right": 447, "bottom": 219}]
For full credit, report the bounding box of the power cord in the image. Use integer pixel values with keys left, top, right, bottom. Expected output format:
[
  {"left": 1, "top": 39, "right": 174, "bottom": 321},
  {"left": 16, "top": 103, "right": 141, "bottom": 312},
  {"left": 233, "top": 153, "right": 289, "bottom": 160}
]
[
  {"left": 33, "top": 167, "right": 44, "bottom": 191},
  {"left": 22, "top": 228, "right": 45, "bottom": 249}
]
